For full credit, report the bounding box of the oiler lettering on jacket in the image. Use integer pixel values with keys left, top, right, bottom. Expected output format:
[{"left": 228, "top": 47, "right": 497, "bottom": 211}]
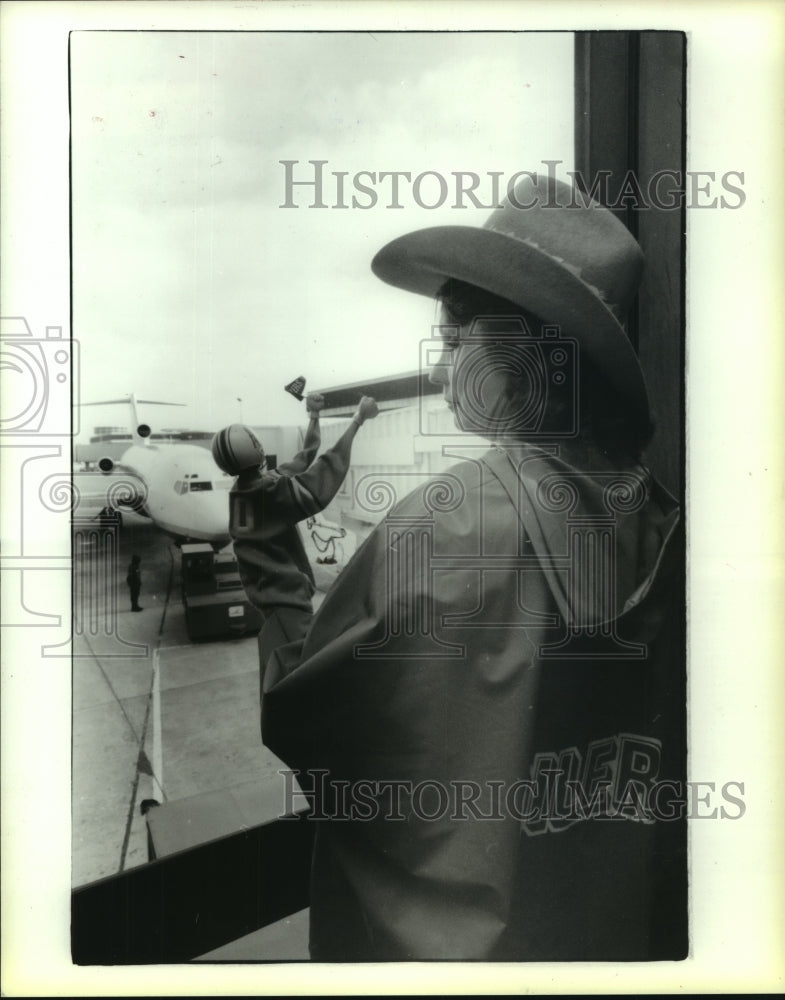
[{"left": 521, "top": 733, "right": 666, "bottom": 835}]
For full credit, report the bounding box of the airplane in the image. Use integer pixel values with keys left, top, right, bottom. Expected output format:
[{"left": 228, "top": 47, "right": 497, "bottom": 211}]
[
  {"left": 76, "top": 394, "right": 359, "bottom": 567},
  {"left": 78, "top": 395, "right": 233, "bottom": 548}
]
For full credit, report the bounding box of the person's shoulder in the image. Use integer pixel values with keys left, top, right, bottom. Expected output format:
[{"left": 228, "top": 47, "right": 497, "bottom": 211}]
[
  {"left": 231, "top": 469, "right": 278, "bottom": 494},
  {"left": 388, "top": 456, "right": 486, "bottom": 518}
]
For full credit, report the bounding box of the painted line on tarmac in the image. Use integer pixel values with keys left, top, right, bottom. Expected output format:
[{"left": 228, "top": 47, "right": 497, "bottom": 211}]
[
  {"left": 119, "top": 548, "right": 174, "bottom": 871},
  {"left": 151, "top": 648, "right": 164, "bottom": 801},
  {"left": 80, "top": 632, "right": 144, "bottom": 745}
]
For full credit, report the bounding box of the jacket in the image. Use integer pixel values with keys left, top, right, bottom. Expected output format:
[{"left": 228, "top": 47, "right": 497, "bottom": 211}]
[{"left": 261, "top": 441, "right": 686, "bottom": 961}]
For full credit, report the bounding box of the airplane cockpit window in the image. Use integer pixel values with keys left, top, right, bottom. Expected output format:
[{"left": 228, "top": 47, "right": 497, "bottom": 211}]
[{"left": 189, "top": 481, "right": 213, "bottom": 492}]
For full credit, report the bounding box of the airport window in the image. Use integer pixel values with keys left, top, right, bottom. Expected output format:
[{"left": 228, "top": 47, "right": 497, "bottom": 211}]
[{"left": 338, "top": 470, "right": 353, "bottom": 498}]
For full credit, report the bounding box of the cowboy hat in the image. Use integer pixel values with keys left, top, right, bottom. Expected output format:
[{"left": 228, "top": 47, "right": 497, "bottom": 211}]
[{"left": 371, "top": 173, "right": 649, "bottom": 424}]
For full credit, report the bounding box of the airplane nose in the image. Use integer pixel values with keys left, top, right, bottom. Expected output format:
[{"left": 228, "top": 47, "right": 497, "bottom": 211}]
[{"left": 188, "top": 491, "right": 231, "bottom": 543}]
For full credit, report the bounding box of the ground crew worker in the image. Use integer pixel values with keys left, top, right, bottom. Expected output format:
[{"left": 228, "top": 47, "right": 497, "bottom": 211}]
[{"left": 126, "top": 554, "right": 143, "bottom": 612}]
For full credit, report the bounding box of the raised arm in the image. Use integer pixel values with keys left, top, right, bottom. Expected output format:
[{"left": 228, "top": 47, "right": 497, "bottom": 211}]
[
  {"left": 292, "top": 396, "right": 378, "bottom": 511},
  {"left": 267, "top": 396, "right": 378, "bottom": 522},
  {"left": 277, "top": 393, "right": 325, "bottom": 475}
]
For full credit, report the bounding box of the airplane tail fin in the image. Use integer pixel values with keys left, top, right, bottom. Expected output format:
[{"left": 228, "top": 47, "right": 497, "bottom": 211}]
[{"left": 81, "top": 395, "right": 186, "bottom": 445}]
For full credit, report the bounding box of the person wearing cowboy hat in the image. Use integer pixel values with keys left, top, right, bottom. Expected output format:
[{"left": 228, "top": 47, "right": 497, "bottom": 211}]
[{"left": 259, "top": 175, "right": 684, "bottom": 962}]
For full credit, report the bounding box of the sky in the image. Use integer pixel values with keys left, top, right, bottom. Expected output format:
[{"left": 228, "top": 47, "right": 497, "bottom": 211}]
[{"left": 70, "top": 30, "right": 574, "bottom": 439}]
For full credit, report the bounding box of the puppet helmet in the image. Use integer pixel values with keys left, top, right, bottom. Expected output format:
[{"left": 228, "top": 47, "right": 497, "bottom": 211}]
[{"left": 211, "top": 424, "right": 265, "bottom": 475}]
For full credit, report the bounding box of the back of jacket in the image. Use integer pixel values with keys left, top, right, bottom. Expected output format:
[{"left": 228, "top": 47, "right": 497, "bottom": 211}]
[{"left": 261, "top": 443, "right": 686, "bottom": 961}]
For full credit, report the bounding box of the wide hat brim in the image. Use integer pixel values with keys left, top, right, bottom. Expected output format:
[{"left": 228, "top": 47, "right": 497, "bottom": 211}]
[{"left": 371, "top": 225, "right": 650, "bottom": 425}]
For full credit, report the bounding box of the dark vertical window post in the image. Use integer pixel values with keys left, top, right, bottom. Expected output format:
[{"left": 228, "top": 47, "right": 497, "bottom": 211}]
[{"left": 574, "top": 30, "right": 687, "bottom": 960}]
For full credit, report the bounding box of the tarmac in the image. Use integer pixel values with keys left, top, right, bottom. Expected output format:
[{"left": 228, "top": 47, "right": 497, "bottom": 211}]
[{"left": 72, "top": 510, "right": 328, "bottom": 959}]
